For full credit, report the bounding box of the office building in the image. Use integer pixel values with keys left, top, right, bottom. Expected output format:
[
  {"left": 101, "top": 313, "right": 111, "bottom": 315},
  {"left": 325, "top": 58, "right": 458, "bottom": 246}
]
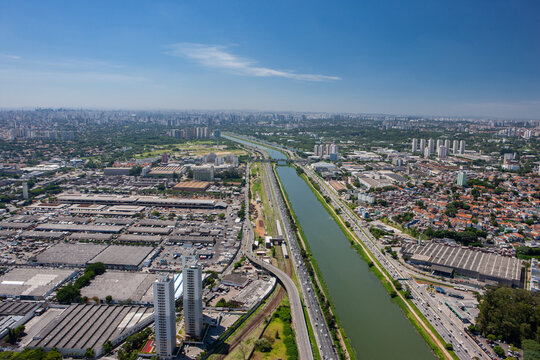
[
  {"left": 183, "top": 260, "right": 203, "bottom": 338},
  {"left": 411, "top": 138, "right": 418, "bottom": 153},
  {"left": 154, "top": 275, "right": 177, "bottom": 359},
  {"left": 192, "top": 165, "right": 214, "bottom": 181},
  {"left": 457, "top": 171, "right": 467, "bottom": 186}
]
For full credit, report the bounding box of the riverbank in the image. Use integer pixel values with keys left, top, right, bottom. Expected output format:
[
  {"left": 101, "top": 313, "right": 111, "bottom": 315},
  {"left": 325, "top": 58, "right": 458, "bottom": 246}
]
[
  {"left": 299, "top": 169, "right": 457, "bottom": 360},
  {"left": 273, "top": 165, "right": 355, "bottom": 360}
]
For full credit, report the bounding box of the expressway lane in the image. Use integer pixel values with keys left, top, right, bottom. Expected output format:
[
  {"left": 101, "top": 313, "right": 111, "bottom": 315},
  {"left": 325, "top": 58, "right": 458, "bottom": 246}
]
[{"left": 241, "top": 159, "right": 315, "bottom": 360}]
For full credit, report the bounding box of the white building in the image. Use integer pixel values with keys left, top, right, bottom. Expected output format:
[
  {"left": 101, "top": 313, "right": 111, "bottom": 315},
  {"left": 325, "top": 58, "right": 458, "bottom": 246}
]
[
  {"left": 428, "top": 138, "right": 435, "bottom": 153},
  {"left": 183, "top": 260, "right": 203, "bottom": 338},
  {"left": 457, "top": 171, "right": 467, "bottom": 186},
  {"left": 411, "top": 138, "right": 418, "bottom": 153},
  {"left": 459, "top": 140, "right": 466, "bottom": 155},
  {"left": 437, "top": 145, "right": 448, "bottom": 159},
  {"left": 452, "top": 140, "right": 459, "bottom": 154},
  {"left": 154, "top": 275, "right": 177, "bottom": 359},
  {"left": 419, "top": 138, "right": 426, "bottom": 153}
]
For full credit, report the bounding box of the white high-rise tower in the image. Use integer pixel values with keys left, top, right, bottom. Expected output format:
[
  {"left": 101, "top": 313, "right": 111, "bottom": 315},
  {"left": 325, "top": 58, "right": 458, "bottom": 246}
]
[
  {"left": 183, "top": 260, "right": 203, "bottom": 338},
  {"left": 154, "top": 275, "right": 176, "bottom": 359}
]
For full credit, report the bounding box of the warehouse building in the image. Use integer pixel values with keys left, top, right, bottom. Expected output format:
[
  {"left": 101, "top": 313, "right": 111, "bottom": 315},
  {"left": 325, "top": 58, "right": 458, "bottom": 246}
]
[
  {"left": 35, "top": 223, "right": 124, "bottom": 233},
  {"left": 67, "top": 233, "right": 113, "bottom": 242},
  {"left": 0, "top": 268, "right": 77, "bottom": 300},
  {"left": 116, "top": 234, "right": 162, "bottom": 245},
  {"left": 56, "top": 193, "right": 224, "bottom": 208},
  {"left": 32, "top": 243, "right": 108, "bottom": 267},
  {"left": 173, "top": 181, "right": 211, "bottom": 192},
  {"left": 402, "top": 242, "right": 523, "bottom": 287},
  {"left": 29, "top": 304, "right": 153, "bottom": 357},
  {"left": 0, "top": 301, "right": 41, "bottom": 338},
  {"left": 80, "top": 272, "right": 157, "bottom": 304},
  {"left": 89, "top": 245, "right": 154, "bottom": 270}
]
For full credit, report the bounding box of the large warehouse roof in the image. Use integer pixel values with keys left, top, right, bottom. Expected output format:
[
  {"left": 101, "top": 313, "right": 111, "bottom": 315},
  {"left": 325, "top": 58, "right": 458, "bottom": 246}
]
[
  {"left": 80, "top": 272, "right": 157, "bottom": 303},
  {"left": 35, "top": 223, "right": 124, "bottom": 233},
  {"left": 89, "top": 245, "right": 153, "bottom": 268},
  {"left": 29, "top": 304, "right": 153, "bottom": 356},
  {"left": 0, "top": 268, "right": 76, "bottom": 299},
  {"left": 403, "top": 243, "right": 522, "bottom": 286},
  {"left": 33, "top": 243, "right": 108, "bottom": 266}
]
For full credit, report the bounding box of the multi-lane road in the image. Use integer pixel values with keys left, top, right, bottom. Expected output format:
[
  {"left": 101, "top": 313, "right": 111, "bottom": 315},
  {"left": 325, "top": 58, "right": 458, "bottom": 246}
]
[
  {"left": 238, "top": 142, "right": 338, "bottom": 360},
  {"left": 303, "top": 166, "right": 491, "bottom": 360},
  {"left": 260, "top": 160, "right": 337, "bottom": 360}
]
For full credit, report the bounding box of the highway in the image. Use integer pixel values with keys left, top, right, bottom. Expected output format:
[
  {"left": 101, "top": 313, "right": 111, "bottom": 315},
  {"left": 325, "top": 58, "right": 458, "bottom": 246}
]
[
  {"left": 303, "top": 166, "right": 491, "bottom": 360},
  {"left": 240, "top": 159, "right": 314, "bottom": 360},
  {"left": 259, "top": 160, "right": 338, "bottom": 360}
]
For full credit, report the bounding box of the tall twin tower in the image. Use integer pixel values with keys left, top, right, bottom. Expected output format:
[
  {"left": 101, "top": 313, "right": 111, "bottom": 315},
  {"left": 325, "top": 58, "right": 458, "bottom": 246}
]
[{"left": 153, "top": 259, "right": 203, "bottom": 359}]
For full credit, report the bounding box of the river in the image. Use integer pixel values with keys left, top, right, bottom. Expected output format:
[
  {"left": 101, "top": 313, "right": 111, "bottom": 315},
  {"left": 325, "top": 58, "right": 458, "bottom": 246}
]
[{"left": 226, "top": 134, "right": 435, "bottom": 359}]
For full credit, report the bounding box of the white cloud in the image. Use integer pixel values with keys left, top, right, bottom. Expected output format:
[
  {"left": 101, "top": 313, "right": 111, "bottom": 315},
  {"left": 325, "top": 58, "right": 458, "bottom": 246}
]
[
  {"left": 166, "top": 43, "right": 340, "bottom": 82},
  {"left": 0, "top": 53, "right": 21, "bottom": 60}
]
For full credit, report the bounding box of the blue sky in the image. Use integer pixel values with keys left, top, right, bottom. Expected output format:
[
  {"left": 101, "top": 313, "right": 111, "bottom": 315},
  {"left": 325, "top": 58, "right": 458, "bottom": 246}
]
[{"left": 0, "top": 0, "right": 539, "bottom": 118}]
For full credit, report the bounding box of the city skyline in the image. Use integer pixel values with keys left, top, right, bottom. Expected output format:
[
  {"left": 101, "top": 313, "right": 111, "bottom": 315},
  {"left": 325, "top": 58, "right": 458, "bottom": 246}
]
[{"left": 0, "top": 0, "right": 539, "bottom": 118}]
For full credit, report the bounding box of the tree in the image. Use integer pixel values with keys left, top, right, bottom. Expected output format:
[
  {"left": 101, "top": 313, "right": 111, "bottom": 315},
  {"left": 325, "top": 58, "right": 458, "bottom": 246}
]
[
  {"left": 105, "top": 295, "right": 113, "bottom": 304},
  {"left": 445, "top": 343, "right": 453, "bottom": 350},
  {"left": 56, "top": 284, "right": 80, "bottom": 304},
  {"left": 84, "top": 348, "right": 95, "bottom": 359},
  {"left": 254, "top": 338, "right": 273, "bottom": 353},
  {"left": 103, "top": 340, "right": 114, "bottom": 355},
  {"left": 493, "top": 345, "right": 504, "bottom": 357},
  {"left": 44, "top": 350, "right": 62, "bottom": 360}
]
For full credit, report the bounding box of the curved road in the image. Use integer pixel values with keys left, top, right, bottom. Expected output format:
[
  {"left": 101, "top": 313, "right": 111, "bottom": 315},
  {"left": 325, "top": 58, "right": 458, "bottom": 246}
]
[{"left": 241, "top": 159, "right": 314, "bottom": 360}]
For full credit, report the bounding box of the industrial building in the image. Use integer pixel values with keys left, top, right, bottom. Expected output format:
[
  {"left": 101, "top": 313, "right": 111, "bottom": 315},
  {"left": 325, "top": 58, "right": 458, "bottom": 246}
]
[
  {"left": 89, "top": 245, "right": 154, "bottom": 270},
  {"left": 0, "top": 301, "right": 41, "bottom": 338},
  {"left": 148, "top": 166, "right": 185, "bottom": 177},
  {"left": 153, "top": 275, "right": 177, "bottom": 359},
  {"left": 402, "top": 243, "right": 523, "bottom": 286},
  {"left": 29, "top": 304, "right": 153, "bottom": 357},
  {"left": 80, "top": 272, "right": 157, "bottom": 304},
  {"left": 56, "top": 193, "right": 225, "bottom": 209},
  {"left": 32, "top": 243, "right": 109, "bottom": 267},
  {"left": 0, "top": 268, "right": 77, "bottom": 300},
  {"left": 173, "top": 181, "right": 211, "bottom": 192},
  {"left": 35, "top": 223, "right": 124, "bottom": 233}
]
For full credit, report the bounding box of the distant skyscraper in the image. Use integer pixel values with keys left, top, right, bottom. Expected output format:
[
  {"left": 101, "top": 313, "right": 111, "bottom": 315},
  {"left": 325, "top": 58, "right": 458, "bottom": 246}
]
[
  {"left": 183, "top": 260, "right": 203, "bottom": 338},
  {"left": 444, "top": 139, "right": 451, "bottom": 149},
  {"left": 22, "top": 182, "right": 29, "bottom": 200},
  {"left": 154, "top": 275, "right": 177, "bottom": 359},
  {"left": 459, "top": 140, "right": 466, "bottom": 155},
  {"left": 428, "top": 138, "right": 435, "bottom": 153},
  {"left": 411, "top": 138, "right": 418, "bottom": 153},
  {"left": 437, "top": 145, "right": 447, "bottom": 159},
  {"left": 419, "top": 139, "right": 426, "bottom": 153},
  {"left": 457, "top": 171, "right": 467, "bottom": 186},
  {"left": 424, "top": 146, "right": 431, "bottom": 158},
  {"left": 452, "top": 140, "right": 459, "bottom": 154},
  {"left": 436, "top": 139, "right": 442, "bottom": 149}
]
